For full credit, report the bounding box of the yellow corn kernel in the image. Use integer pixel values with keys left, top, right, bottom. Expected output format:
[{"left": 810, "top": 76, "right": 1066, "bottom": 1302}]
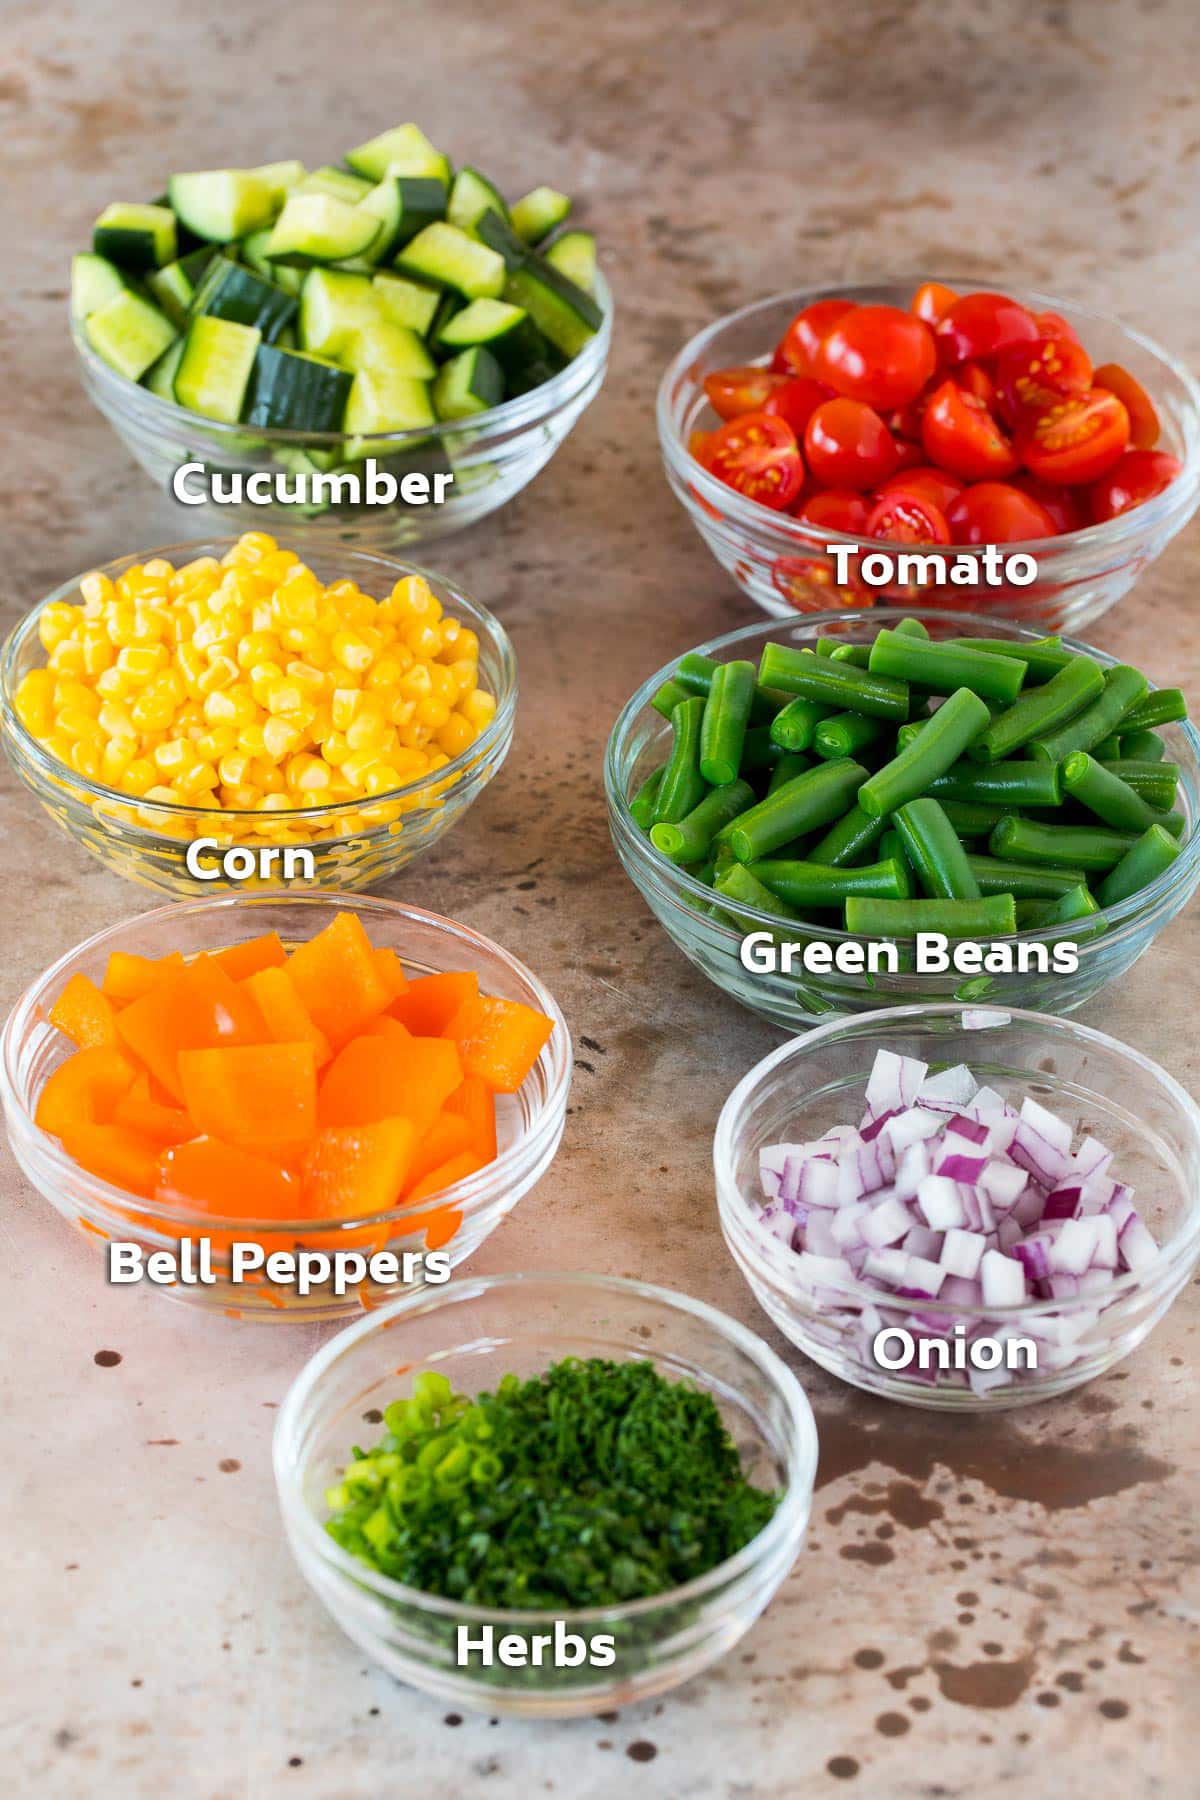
[
  {"left": 172, "top": 698, "right": 204, "bottom": 733},
  {"left": 262, "top": 717, "right": 301, "bottom": 761},
  {"left": 341, "top": 748, "right": 385, "bottom": 787},
  {"left": 345, "top": 703, "right": 386, "bottom": 753},
  {"left": 330, "top": 688, "right": 361, "bottom": 731},
  {"left": 308, "top": 706, "right": 334, "bottom": 745},
  {"left": 264, "top": 678, "right": 308, "bottom": 717},
  {"left": 279, "top": 624, "right": 328, "bottom": 661},
  {"left": 218, "top": 751, "right": 253, "bottom": 787},
  {"left": 249, "top": 661, "right": 285, "bottom": 704},
  {"left": 399, "top": 662, "right": 433, "bottom": 701},
  {"left": 365, "top": 650, "right": 412, "bottom": 689},
  {"left": 173, "top": 760, "right": 219, "bottom": 797},
  {"left": 286, "top": 753, "right": 333, "bottom": 796},
  {"left": 194, "top": 726, "right": 237, "bottom": 762},
  {"left": 154, "top": 738, "right": 200, "bottom": 776},
  {"left": 101, "top": 738, "right": 137, "bottom": 784},
  {"left": 445, "top": 656, "right": 480, "bottom": 697},
  {"left": 197, "top": 654, "right": 239, "bottom": 695},
  {"left": 80, "top": 630, "right": 116, "bottom": 677},
  {"left": 57, "top": 707, "right": 104, "bottom": 743},
  {"left": 95, "top": 667, "right": 125, "bottom": 698},
  {"left": 250, "top": 758, "right": 287, "bottom": 794},
  {"left": 236, "top": 630, "right": 282, "bottom": 669},
  {"left": 415, "top": 696, "right": 451, "bottom": 731},
  {"left": 237, "top": 721, "right": 267, "bottom": 757},
  {"left": 14, "top": 669, "right": 55, "bottom": 733},
  {"left": 116, "top": 644, "right": 169, "bottom": 684},
  {"left": 257, "top": 791, "right": 293, "bottom": 812},
  {"left": 331, "top": 630, "right": 373, "bottom": 674},
  {"left": 436, "top": 712, "right": 475, "bottom": 758},
  {"left": 38, "top": 601, "right": 78, "bottom": 651},
  {"left": 462, "top": 688, "right": 496, "bottom": 729},
  {"left": 98, "top": 699, "right": 137, "bottom": 739},
  {"left": 286, "top": 659, "right": 327, "bottom": 695},
  {"left": 48, "top": 640, "right": 86, "bottom": 677},
  {"left": 70, "top": 741, "right": 101, "bottom": 780},
  {"left": 221, "top": 783, "right": 262, "bottom": 810},
  {"left": 129, "top": 689, "right": 179, "bottom": 733},
  {"left": 80, "top": 572, "right": 116, "bottom": 610},
  {"left": 120, "top": 757, "right": 156, "bottom": 796},
  {"left": 397, "top": 719, "right": 433, "bottom": 750},
  {"left": 320, "top": 730, "right": 350, "bottom": 768},
  {"left": 428, "top": 664, "right": 460, "bottom": 707},
  {"left": 386, "top": 696, "right": 416, "bottom": 728},
  {"left": 403, "top": 619, "right": 442, "bottom": 660}
]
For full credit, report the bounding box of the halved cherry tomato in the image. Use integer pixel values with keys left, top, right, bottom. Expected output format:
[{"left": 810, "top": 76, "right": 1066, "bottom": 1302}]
[
  {"left": 1018, "top": 388, "right": 1130, "bottom": 484},
  {"left": 1092, "top": 363, "right": 1161, "bottom": 451},
  {"left": 955, "top": 360, "right": 1000, "bottom": 409},
  {"left": 1037, "top": 310, "right": 1082, "bottom": 348},
  {"left": 704, "top": 365, "right": 788, "bottom": 421},
  {"left": 816, "top": 305, "right": 937, "bottom": 409},
  {"left": 876, "top": 464, "right": 965, "bottom": 512},
  {"left": 911, "top": 282, "right": 960, "bottom": 326},
  {"left": 994, "top": 337, "right": 1092, "bottom": 425},
  {"left": 1089, "top": 449, "right": 1181, "bottom": 521},
  {"left": 778, "top": 299, "right": 857, "bottom": 379},
  {"left": 689, "top": 428, "right": 717, "bottom": 469},
  {"left": 708, "top": 411, "right": 805, "bottom": 510},
  {"left": 921, "top": 379, "right": 1019, "bottom": 480},
  {"left": 1009, "top": 472, "right": 1086, "bottom": 534},
  {"left": 762, "top": 376, "right": 835, "bottom": 436},
  {"left": 805, "top": 399, "right": 897, "bottom": 490},
  {"left": 865, "top": 491, "right": 952, "bottom": 545},
  {"left": 945, "top": 482, "right": 1058, "bottom": 544},
  {"left": 797, "top": 488, "right": 872, "bottom": 533},
  {"left": 936, "top": 292, "right": 1040, "bottom": 363},
  {"left": 889, "top": 437, "right": 927, "bottom": 475},
  {"left": 771, "top": 556, "right": 873, "bottom": 613},
  {"left": 888, "top": 400, "right": 928, "bottom": 440}
]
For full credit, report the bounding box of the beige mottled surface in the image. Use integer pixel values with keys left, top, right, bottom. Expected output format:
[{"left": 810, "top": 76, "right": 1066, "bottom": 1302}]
[{"left": 2, "top": 1, "right": 1199, "bottom": 1795}]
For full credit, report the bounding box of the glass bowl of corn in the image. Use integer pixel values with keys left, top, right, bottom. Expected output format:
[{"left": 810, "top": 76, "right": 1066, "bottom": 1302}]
[{"left": 0, "top": 534, "right": 516, "bottom": 895}]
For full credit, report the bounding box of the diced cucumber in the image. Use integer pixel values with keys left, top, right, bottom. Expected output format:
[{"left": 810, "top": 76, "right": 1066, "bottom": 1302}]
[
  {"left": 437, "top": 298, "right": 526, "bottom": 349},
  {"left": 251, "top": 159, "right": 306, "bottom": 206},
  {"left": 146, "top": 259, "right": 195, "bottom": 324},
  {"left": 84, "top": 289, "right": 177, "bottom": 381},
  {"left": 475, "top": 209, "right": 529, "bottom": 272},
  {"left": 437, "top": 298, "right": 556, "bottom": 390},
  {"left": 432, "top": 345, "right": 504, "bottom": 420},
  {"left": 429, "top": 290, "right": 464, "bottom": 349},
  {"left": 178, "top": 245, "right": 218, "bottom": 287},
  {"left": 190, "top": 257, "right": 298, "bottom": 344},
  {"left": 510, "top": 186, "right": 571, "bottom": 246},
  {"left": 168, "top": 169, "right": 276, "bottom": 242},
  {"left": 343, "top": 369, "right": 435, "bottom": 434},
  {"left": 245, "top": 344, "right": 352, "bottom": 431},
  {"left": 264, "top": 193, "right": 381, "bottom": 266},
  {"left": 71, "top": 252, "right": 128, "bottom": 320},
  {"left": 276, "top": 323, "right": 298, "bottom": 350},
  {"left": 92, "top": 202, "right": 177, "bottom": 271},
  {"left": 143, "top": 336, "right": 186, "bottom": 401},
  {"left": 174, "top": 315, "right": 261, "bottom": 422},
  {"left": 295, "top": 165, "right": 374, "bottom": 205},
  {"left": 341, "top": 320, "right": 436, "bottom": 379},
  {"left": 447, "top": 167, "right": 509, "bottom": 234},
  {"left": 346, "top": 122, "right": 451, "bottom": 187},
  {"left": 299, "top": 268, "right": 380, "bottom": 356},
  {"left": 356, "top": 175, "right": 446, "bottom": 262},
  {"left": 502, "top": 255, "right": 601, "bottom": 359},
  {"left": 240, "top": 229, "right": 304, "bottom": 295},
  {"left": 373, "top": 270, "right": 442, "bottom": 335},
  {"left": 396, "top": 221, "right": 505, "bottom": 299},
  {"left": 544, "top": 229, "right": 596, "bottom": 294}
]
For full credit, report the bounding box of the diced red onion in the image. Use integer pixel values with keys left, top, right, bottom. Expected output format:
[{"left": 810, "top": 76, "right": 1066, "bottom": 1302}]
[{"left": 917, "top": 1064, "right": 978, "bottom": 1113}]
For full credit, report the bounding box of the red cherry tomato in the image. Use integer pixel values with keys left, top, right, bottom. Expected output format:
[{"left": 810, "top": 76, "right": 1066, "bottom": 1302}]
[
  {"left": 816, "top": 305, "right": 937, "bottom": 409},
  {"left": 1037, "top": 310, "right": 1082, "bottom": 348},
  {"left": 1018, "top": 389, "right": 1130, "bottom": 484},
  {"left": 865, "top": 490, "right": 952, "bottom": 545},
  {"left": 888, "top": 400, "right": 928, "bottom": 440},
  {"left": 1009, "top": 472, "right": 1087, "bottom": 534},
  {"left": 921, "top": 379, "right": 1019, "bottom": 480},
  {"left": 771, "top": 556, "right": 874, "bottom": 613},
  {"left": 945, "top": 482, "right": 1059, "bottom": 544},
  {"left": 911, "top": 282, "right": 960, "bottom": 326},
  {"left": 762, "top": 376, "right": 835, "bottom": 436},
  {"left": 805, "top": 399, "right": 897, "bottom": 490},
  {"left": 689, "top": 428, "right": 717, "bottom": 469},
  {"left": 707, "top": 411, "right": 805, "bottom": 510},
  {"left": 994, "top": 337, "right": 1092, "bottom": 425},
  {"left": 955, "top": 360, "right": 1000, "bottom": 410},
  {"left": 704, "top": 365, "right": 788, "bottom": 421},
  {"left": 1089, "top": 449, "right": 1181, "bottom": 521},
  {"left": 936, "top": 292, "right": 1040, "bottom": 363},
  {"left": 778, "top": 299, "right": 856, "bottom": 379},
  {"left": 889, "top": 437, "right": 928, "bottom": 475},
  {"left": 1092, "top": 363, "right": 1161, "bottom": 451},
  {"left": 877, "top": 464, "right": 965, "bottom": 512},
  {"left": 797, "top": 488, "right": 872, "bottom": 533}
]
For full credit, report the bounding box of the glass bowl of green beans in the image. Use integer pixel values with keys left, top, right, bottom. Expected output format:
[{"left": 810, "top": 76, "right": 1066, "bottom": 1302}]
[{"left": 605, "top": 608, "right": 1200, "bottom": 1028}]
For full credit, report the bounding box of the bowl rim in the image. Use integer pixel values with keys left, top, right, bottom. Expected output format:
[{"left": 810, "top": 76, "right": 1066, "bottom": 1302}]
[
  {"left": 0, "top": 538, "right": 517, "bottom": 828},
  {"left": 605, "top": 605, "right": 1200, "bottom": 948},
  {"left": 657, "top": 277, "right": 1200, "bottom": 557},
  {"left": 1, "top": 891, "right": 572, "bottom": 1235},
  {"left": 71, "top": 269, "right": 613, "bottom": 450},
  {"left": 714, "top": 999, "right": 1200, "bottom": 1320},
  {"left": 273, "top": 1267, "right": 819, "bottom": 1624}
]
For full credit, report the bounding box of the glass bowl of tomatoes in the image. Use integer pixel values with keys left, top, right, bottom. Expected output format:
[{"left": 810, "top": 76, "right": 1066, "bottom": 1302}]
[{"left": 657, "top": 281, "right": 1200, "bottom": 632}]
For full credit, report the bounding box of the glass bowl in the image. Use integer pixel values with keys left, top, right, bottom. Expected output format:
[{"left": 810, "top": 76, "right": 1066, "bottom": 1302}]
[
  {"left": 0, "top": 541, "right": 515, "bottom": 895},
  {"left": 273, "top": 1271, "right": 818, "bottom": 1715},
  {"left": 605, "top": 608, "right": 1200, "bottom": 1029},
  {"left": 715, "top": 1004, "right": 1200, "bottom": 1411},
  {"left": 658, "top": 280, "right": 1200, "bottom": 631},
  {"left": 0, "top": 894, "right": 570, "bottom": 1322},
  {"left": 71, "top": 273, "right": 611, "bottom": 553}
]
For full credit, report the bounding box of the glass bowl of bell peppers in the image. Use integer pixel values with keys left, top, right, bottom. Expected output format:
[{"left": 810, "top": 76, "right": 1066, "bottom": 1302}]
[
  {"left": 657, "top": 281, "right": 1200, "bottom": 632},
  {"left": 0, "top": 894, "right": 570, "bottom": 1321}
]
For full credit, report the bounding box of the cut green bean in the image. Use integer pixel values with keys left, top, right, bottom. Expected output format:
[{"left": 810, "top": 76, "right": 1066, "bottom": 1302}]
[
  {"left": 652, "top": 697, "right": 708, "bottom": 825},
  {"left": 629, "top": 766, "right": 665, "bottom": 828},
  {"left": 1062, "top": 751, "right": 1170, "bottom": 835},
  {"left": 858, "top": 688, "right": 992, "bottom": 818},
  {"left": 739, "top": 726, "right": 785, "bottom": 773},
  {"left": 1017, "top": 884, "right": 1102, "bottom": 929},
  {"left": 651, "top": 677, "right": 691, "bottom": 720},
  {"left": 989, "top": 815, "right": 1137, "bottom": 871},
  {"left": 878, "top": 830, "right": 916, "bottom": 899},
  {"left": 726, "top": 758, "right": 868, "bottom": 863},
  {"left": 938, "top": 799, "right": 1006, "bottom": 838},
  {"left": 845, "top": 895, "right": 1017, "bottom": 937},
  {"left": 650, "top": 779, "right": 756, "bottom": 864},
  {"left": 673, "top": 652, "right": 783, "bottom": 723},
  {"left": 758, "top": 643, "right": 910, "bottom": 720},
  {"left": 769, "top": 696, "right": 834, "bottom": 752},
  {"left": 747, "top": 855, "right": 910, "bottom": 909},
  {"left": 869, "top": 628, "right": 1028, "bottom": 704},
  {"left": 894, "top": 797, "right": 980, "bottom": 900},
  {"left": 1117, "top": 729, "right": 1167, "bottom": 763},
  {"left": 1096, "top": 824, "right": 1182, "bottom": 907},
  {"left": 828, "top": 642, "right": 872, "bottom": 667},
  {"left": 1028, "top": 665, "right": 1148, "bottom": 763},
  {"left": 948, "top": 635, "right": 1073, "bottom": 682},
  {"left": 1117, "top": 688, "right": 1186, "bottom": 735},
  {"left": 700, "top": 659, "right": 756, "bottom": 785},
  {"left": 1098, "top": 760, "right": 1179, "bottom": 810},
  {"left": 713, "top": 862, "right": 800, "bottom": 919},
  {"left": 926, "top": 759, "right": 1062, "bottom": 808},
  {"left": 1092, "top": 733, "right": 1123, "bottom": 761},
  {"left": 813, "top": 710, "right": 887, "bottom": 760},
  {"left": 806, "top": 804, "right": 888, "bottom": 868},
  {"left": 969, "top": 656, "right": 1104, "bottom": 763},
  {"left": 965, "top": 855, "right": 1091, "bottom": 899},
  {"left": 766, "top": 752, "right": 813, "bottom": 794},
  {"left": 893, "top": 617, "right": 931, "bottom": 640}
]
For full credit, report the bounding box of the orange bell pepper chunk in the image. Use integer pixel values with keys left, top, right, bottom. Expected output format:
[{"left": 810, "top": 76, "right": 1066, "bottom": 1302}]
[
  {"left": 49, "top": 972, "right": 118, "bottom": 1049},
  {"left": 445, "top": 1074, "right": 498, "bottom": 1164},
  {"left": 35, "top": 1044, "right": 137, "bottom": 1138},
  {"left": 59, "top": 1121, "right": 159, "bottom": 1197},
  {"left": 302, "top": 1119, "right": 416, "bottom": 1219},
  {"left": 102, "top": 950, "right": 186, "bottom": 1006},
  {"left": 212, "top": 933, "right": 287, "bottom": 983},
  {"left": 113, "top": 1073, "right": 194, "bottom": 1148},
  {"left": 389, "top": 969, "right": 477, "bottom": 1036},
  {"left": 373, "top": 946, "right": 409, "bottom": 1001},
  {"left": 287, "top": 912, "right": 391, "bottom": 1049},
  {"left": 178, "top": 1041, "right": 318, "bottom": 1159},
  {"left": 115, "top": 955, "right": 268, "bottom": 1101},
  {"left": 406, "top": 1149, "right": 484, "bottom": 1204},
  {"left": 318, "top": 1032, "right": 462, "bottom": 1142},
  {"left": 405, "top": 1111, "right": 473, "bottom": 1191},
  {"left": 242, "top": 965, "right": 332, "bottom": 1066},
  {"left": 155, "top": 1135, "right": 301, "bottom": 1219},
  {"left": 422, "top": 1205, "right": 463, "bottom": 1251},
  {"left": 443, "top": 994, "right": 555, "bottom": 1093}
]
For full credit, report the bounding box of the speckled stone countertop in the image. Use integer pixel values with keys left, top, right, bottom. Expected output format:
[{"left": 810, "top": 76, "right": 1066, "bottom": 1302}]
[{"left": 2, "top": 2, "right": 1198, "bottom": 1795}]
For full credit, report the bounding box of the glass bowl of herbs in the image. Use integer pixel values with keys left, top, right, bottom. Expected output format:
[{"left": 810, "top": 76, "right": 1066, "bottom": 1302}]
[{"left": 274, "top": 1270, "right": 818, "bottom": 1716}]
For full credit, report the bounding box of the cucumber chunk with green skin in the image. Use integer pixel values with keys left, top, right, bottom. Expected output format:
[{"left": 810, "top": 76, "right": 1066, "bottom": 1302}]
[
  {"left": 343, "top": 368, "right": 435, "bottom": 434},
  {"left": 71, "top": 252, "right": 129, "bottom": 320},
  {"left": 346, "top": 122, "right": 451, "bottom": 187},
  {"left": 447, "top": 168, "right": 509, "bottom": 234},
  {"left": 174, "top": 315, "right": 261, "bottom": 422},
  {"left": 168, "top": 170, "right": 276, "bottom": 242},
  {"left": 93, "top": 202, "right": 177, "bottom": 271},
  {"left": 299, "top": 267, "right": 380, "bottom": 356},
  {"left": 429, "top": 289, "right": 464, "bottom": 349},
  {"left": 177, "top": 245, "right": 218, "bottom": 287},
  {"left": 295, "top": 165, "right": 374, "bottom": 205},
  {"left": 544, "top": 229, "right": 596, "bottom": 293},
  {"left": 395, "top": 221, "right": 506, "bottom": 299},
  {"left": 356, "top": 175, "right": 447, "bottom": 261},
  {"left": 245, "top": 344, "right": 352, "bottom": 431},
  {"left": 372, "top": 270, "right": 442, "bottom": 335},
  {"left": 84, "top": 289, "right": 177, "bottom": 381},
  {"left": 190, "top": 257, "right": 298, "bottom": 344},
  {"left": 510, "top": 186, "right": 571, "bottom": 245},
  {"left": 146, "top": 259, "right": 195, "bottom": 324},
  {"left": 250, "top": 159, "right": 306, "bottom": 205},
  {"left": 264, "top": 194, "right": 381, "bottom": 266},
  {"left": 502, "top": 255, "right": 601, "bottom": 359},
  {"left": 437, "top": 298, "right": 527, "bottom": 348},
  {"left": 340, "top": 320, "right": 436, "bottom": 379},
  {"left": 437, "top": 297, "right": 556, "bottom": 388},
  {"left": 475, "top": 210, "right": 529, "bottom": 272},
  {"left": 433, "top": 345, "right": 504, "bottom": 420},
  {"left": 142, "top": 336, "right": 186, "bottom": 400},
  {"left": 240, "top": 229, "right": 303, "bottom": 295}
]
